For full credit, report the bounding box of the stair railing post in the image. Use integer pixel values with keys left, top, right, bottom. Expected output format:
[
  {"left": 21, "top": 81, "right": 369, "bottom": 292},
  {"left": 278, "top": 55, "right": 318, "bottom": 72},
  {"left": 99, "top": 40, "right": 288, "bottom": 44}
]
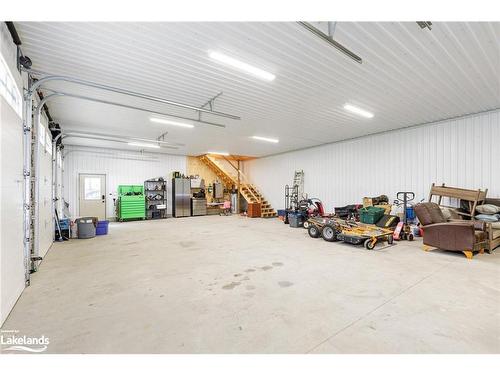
[{"left": 237, "top": 160, "right": 241, "bottom": 214}]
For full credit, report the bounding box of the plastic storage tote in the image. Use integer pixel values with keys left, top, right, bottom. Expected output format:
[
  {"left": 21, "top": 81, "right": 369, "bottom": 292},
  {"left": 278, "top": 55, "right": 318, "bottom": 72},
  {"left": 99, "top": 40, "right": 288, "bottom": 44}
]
[
  {"left": 359, "top": 206, "right": 385, "bottom": 224},
  {"left": 96, "top": 220, "right": 109, "bottom": 235},
  {"left": 76, "top": 217, "right": 97, "bottom": 239},
  {"left": 406, "top": 206, "right": 416, "bottom": 220}
]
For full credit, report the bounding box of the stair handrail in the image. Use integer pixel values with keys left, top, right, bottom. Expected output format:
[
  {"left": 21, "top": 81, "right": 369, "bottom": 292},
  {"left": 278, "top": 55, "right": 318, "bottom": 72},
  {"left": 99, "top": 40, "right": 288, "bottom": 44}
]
[
  {"left": 201, "top": 154, "right": 268, "bottom": 205},
  {"left": 205, "top": 154, "right": 251, "bottom": 185}
]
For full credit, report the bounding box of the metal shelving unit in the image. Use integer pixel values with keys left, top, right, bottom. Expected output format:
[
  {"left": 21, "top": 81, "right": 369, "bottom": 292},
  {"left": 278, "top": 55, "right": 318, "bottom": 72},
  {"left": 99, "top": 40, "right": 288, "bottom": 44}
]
[{"left": 144, "top": 178, "right": 167, "bottom": 219}]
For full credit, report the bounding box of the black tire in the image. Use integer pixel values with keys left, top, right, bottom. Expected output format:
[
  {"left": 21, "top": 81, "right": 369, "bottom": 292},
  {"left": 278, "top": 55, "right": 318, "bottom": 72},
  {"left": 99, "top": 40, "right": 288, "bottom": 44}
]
[
  {"left": 387, "top": 235, "right": 394, "bottom": 245},
  {"left": 321, "top": 225, "right": 338, "bottom": 242},
  {"left": 408, "top": 233, "right": 414, "bottom": 241},
  {"left": 364, "top": 238, "right": 376, "bottom": 250},
  {"left": 308, "top": 225, "right": 320, "bottom": 238}
]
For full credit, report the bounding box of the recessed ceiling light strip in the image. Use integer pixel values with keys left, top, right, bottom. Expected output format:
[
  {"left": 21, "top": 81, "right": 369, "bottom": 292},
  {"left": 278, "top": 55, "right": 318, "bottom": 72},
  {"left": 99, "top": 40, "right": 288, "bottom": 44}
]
[
  {"left": 343, "top": 103, "right": 374, "bottom": 118},
  {"left": 150, "top": 117, "right": 194, "bottom": 128},
  {"left": 207, "top": 151, "right": 230, "bottom": 156},
  {"left": 251, "top": 136, "right": 279, "bottom": 143},
  {"left": 209, "top": 51, "right": 276, "bottom": 81},
  {"left": 127, "top": 142, "right": 160, "bottom": 149}
]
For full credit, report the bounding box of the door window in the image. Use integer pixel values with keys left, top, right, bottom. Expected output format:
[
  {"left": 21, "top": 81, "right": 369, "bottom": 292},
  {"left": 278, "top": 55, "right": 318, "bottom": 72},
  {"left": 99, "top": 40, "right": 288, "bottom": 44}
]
[{"left": 84, "top": 177, "right": 101, "bottom": 200}]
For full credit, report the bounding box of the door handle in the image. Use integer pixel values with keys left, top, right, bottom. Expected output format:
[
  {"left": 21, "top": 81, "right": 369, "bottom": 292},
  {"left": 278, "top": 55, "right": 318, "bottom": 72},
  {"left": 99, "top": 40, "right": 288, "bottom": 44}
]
[{"left": 102, "top": 194, "right": 105, "bottom": 202}]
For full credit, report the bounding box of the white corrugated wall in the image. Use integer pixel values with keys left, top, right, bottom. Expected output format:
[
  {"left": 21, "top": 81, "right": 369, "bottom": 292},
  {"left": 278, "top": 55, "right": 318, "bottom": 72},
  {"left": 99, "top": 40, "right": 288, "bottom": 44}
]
[
  {"left": 0, "top": 23, "right": 25, "bottom": 325},
  {"left": 243, "top": 110, "right": 500, "bottom": 213},
  {"left": 62, "top": 146, "right": 187, "bottom": 219}
]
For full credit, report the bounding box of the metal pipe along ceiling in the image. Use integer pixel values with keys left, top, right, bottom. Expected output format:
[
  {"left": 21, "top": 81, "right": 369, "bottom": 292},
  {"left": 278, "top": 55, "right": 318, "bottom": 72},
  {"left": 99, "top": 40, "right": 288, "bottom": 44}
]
[
  {"left": 297, "top": 22, "right": 363, "bottom": 64},
  {"left": 40, "top": 89, "right": 228, "bottom": 128},
  {"left": 66, "top": 130, "right": 185, "bottom": 146},
  {"left": 25, "top": 69, "right": 241, "bottom": 120},
  {"left": 62, "top": 132, "right": 181, "bottom": 149}
]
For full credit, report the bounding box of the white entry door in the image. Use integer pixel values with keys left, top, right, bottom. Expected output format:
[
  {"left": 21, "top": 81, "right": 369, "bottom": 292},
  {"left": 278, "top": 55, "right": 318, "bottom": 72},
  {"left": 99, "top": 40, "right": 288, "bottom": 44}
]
[{"left": 79, "top": 174, "right": 106, "bottom": 220}]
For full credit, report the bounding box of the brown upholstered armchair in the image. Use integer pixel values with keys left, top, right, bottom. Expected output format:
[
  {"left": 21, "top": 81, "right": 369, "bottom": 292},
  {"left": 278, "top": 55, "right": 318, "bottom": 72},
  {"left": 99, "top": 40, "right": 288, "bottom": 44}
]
[
  {"left": 482, "top": 198, "right": 500, "bottom": 252},
  {"left": 414, "top": 202, "right": 488, "bottom": 259}
]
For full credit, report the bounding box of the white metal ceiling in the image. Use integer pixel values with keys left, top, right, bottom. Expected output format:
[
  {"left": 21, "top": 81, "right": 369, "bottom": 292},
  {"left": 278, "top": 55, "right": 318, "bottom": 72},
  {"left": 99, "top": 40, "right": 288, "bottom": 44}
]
[{"left": 16, "top": 22, "right": 500, "bottom": 156}]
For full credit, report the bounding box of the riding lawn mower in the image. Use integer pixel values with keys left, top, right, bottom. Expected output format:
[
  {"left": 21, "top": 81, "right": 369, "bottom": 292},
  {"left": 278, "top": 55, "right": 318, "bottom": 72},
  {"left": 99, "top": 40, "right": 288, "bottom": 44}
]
[{"left": 283, "top": 184, "right": 328, "bottom": 227}]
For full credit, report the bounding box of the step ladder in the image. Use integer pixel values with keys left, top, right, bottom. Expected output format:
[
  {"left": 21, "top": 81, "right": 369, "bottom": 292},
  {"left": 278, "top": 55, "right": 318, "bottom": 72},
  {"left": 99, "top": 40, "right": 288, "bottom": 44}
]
[{"left": 293, "top": 170, "right": 305, "bottom": 199}]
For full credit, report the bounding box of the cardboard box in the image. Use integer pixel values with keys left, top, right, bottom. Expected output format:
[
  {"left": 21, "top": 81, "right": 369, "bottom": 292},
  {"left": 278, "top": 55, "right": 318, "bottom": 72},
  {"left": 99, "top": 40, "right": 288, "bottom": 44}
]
[{"left": 363, "top": 197, "right": 373, "bottom": 207}]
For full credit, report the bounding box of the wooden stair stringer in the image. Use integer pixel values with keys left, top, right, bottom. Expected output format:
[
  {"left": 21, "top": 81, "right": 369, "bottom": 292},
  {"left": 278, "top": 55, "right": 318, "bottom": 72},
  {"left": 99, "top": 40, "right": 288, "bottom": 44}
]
[{"left": 198, "top": 155, "right": 277, "bottom": 217}]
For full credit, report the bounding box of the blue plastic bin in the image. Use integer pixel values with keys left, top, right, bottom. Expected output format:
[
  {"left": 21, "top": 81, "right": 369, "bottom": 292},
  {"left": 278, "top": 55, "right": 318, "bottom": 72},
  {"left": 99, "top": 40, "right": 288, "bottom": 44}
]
[
  {"left": 406, "top": 206, "right": 416, "bottom": 220},
  {"left": 96, "top": 220, "right": 109, "bottom": 235}
]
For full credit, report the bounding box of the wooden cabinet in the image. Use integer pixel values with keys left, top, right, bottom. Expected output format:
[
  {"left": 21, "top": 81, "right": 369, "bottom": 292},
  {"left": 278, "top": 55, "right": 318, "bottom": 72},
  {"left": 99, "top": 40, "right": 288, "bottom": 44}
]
[{"left": 247, "top": 203, "right": 261, "bottom": 218}]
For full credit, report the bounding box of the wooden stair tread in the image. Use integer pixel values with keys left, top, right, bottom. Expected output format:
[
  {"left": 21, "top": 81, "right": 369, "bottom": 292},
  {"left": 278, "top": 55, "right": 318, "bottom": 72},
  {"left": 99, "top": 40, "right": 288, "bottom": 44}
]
[{"left": 199, "top": 154, "right": 276, "bottom": 217}]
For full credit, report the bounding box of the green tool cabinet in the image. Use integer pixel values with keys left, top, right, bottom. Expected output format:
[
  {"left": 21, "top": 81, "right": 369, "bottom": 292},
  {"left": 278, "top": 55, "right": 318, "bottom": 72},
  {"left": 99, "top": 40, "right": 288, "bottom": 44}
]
[{"left": 117, "top": 185, "right": 146, "bottom": 221}]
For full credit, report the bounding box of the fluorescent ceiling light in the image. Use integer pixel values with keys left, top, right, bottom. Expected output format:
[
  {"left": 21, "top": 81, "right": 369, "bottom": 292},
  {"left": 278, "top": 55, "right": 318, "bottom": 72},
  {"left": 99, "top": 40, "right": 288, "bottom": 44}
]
[
  {"left": 343, "top": 104, "right": 374, "bottom": 118},
  {"left": 208, "top": 151, "right": 229, "bottom": 156},
  {"left": 209, "top": 51, "right": 276, "bottom": 81},
  {"left": 251, "top": 136, "right": 279, "bottom": 143},
  {"left": 128, "top": 142, "right": 160, "bottom": 149},
  {"left": 150, "top": 117, "right": 194, "bottom": 128}
]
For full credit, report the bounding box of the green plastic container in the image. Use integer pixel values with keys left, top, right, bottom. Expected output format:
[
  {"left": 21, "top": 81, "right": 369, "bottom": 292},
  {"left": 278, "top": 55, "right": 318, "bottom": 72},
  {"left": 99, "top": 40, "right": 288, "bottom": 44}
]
[
  {"left": 117, "top": 185, "right": 146, "bottom": 221},
  {"left": 359, "top": 206, "right": 385, "bottom": 224}
]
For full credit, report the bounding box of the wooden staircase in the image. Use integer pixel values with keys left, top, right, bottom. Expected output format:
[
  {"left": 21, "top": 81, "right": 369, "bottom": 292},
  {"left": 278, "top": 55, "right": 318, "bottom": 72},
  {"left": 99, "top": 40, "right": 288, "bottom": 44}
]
[{"left": 198, "top": 154, "right": 277, "bottom": 218}]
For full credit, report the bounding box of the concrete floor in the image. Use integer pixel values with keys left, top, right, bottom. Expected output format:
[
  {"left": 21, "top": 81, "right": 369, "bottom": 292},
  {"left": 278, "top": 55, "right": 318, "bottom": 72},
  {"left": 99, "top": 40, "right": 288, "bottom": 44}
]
[{"left": 2, "top": 216, "right": 499, "bottom": 354}]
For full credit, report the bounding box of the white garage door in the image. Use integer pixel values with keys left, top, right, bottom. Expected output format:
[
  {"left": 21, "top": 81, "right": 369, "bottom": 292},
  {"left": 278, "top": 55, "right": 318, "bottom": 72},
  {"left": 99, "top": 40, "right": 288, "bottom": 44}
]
[{"left": 35, "top": 113, "right": 54, "bottom": 259}]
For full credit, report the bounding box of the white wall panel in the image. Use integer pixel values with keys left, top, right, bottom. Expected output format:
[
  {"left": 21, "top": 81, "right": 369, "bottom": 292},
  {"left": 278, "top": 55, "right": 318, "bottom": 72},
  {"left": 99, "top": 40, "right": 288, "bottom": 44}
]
[
  {"left": 0, "top": 24, "right": 24, "bottom": 325},
  {"left": 63, "top": 146, "right": 186, "bottom": 219},
  {"left": 244, "top": 110, "right": 500, "bottom": 213}
]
